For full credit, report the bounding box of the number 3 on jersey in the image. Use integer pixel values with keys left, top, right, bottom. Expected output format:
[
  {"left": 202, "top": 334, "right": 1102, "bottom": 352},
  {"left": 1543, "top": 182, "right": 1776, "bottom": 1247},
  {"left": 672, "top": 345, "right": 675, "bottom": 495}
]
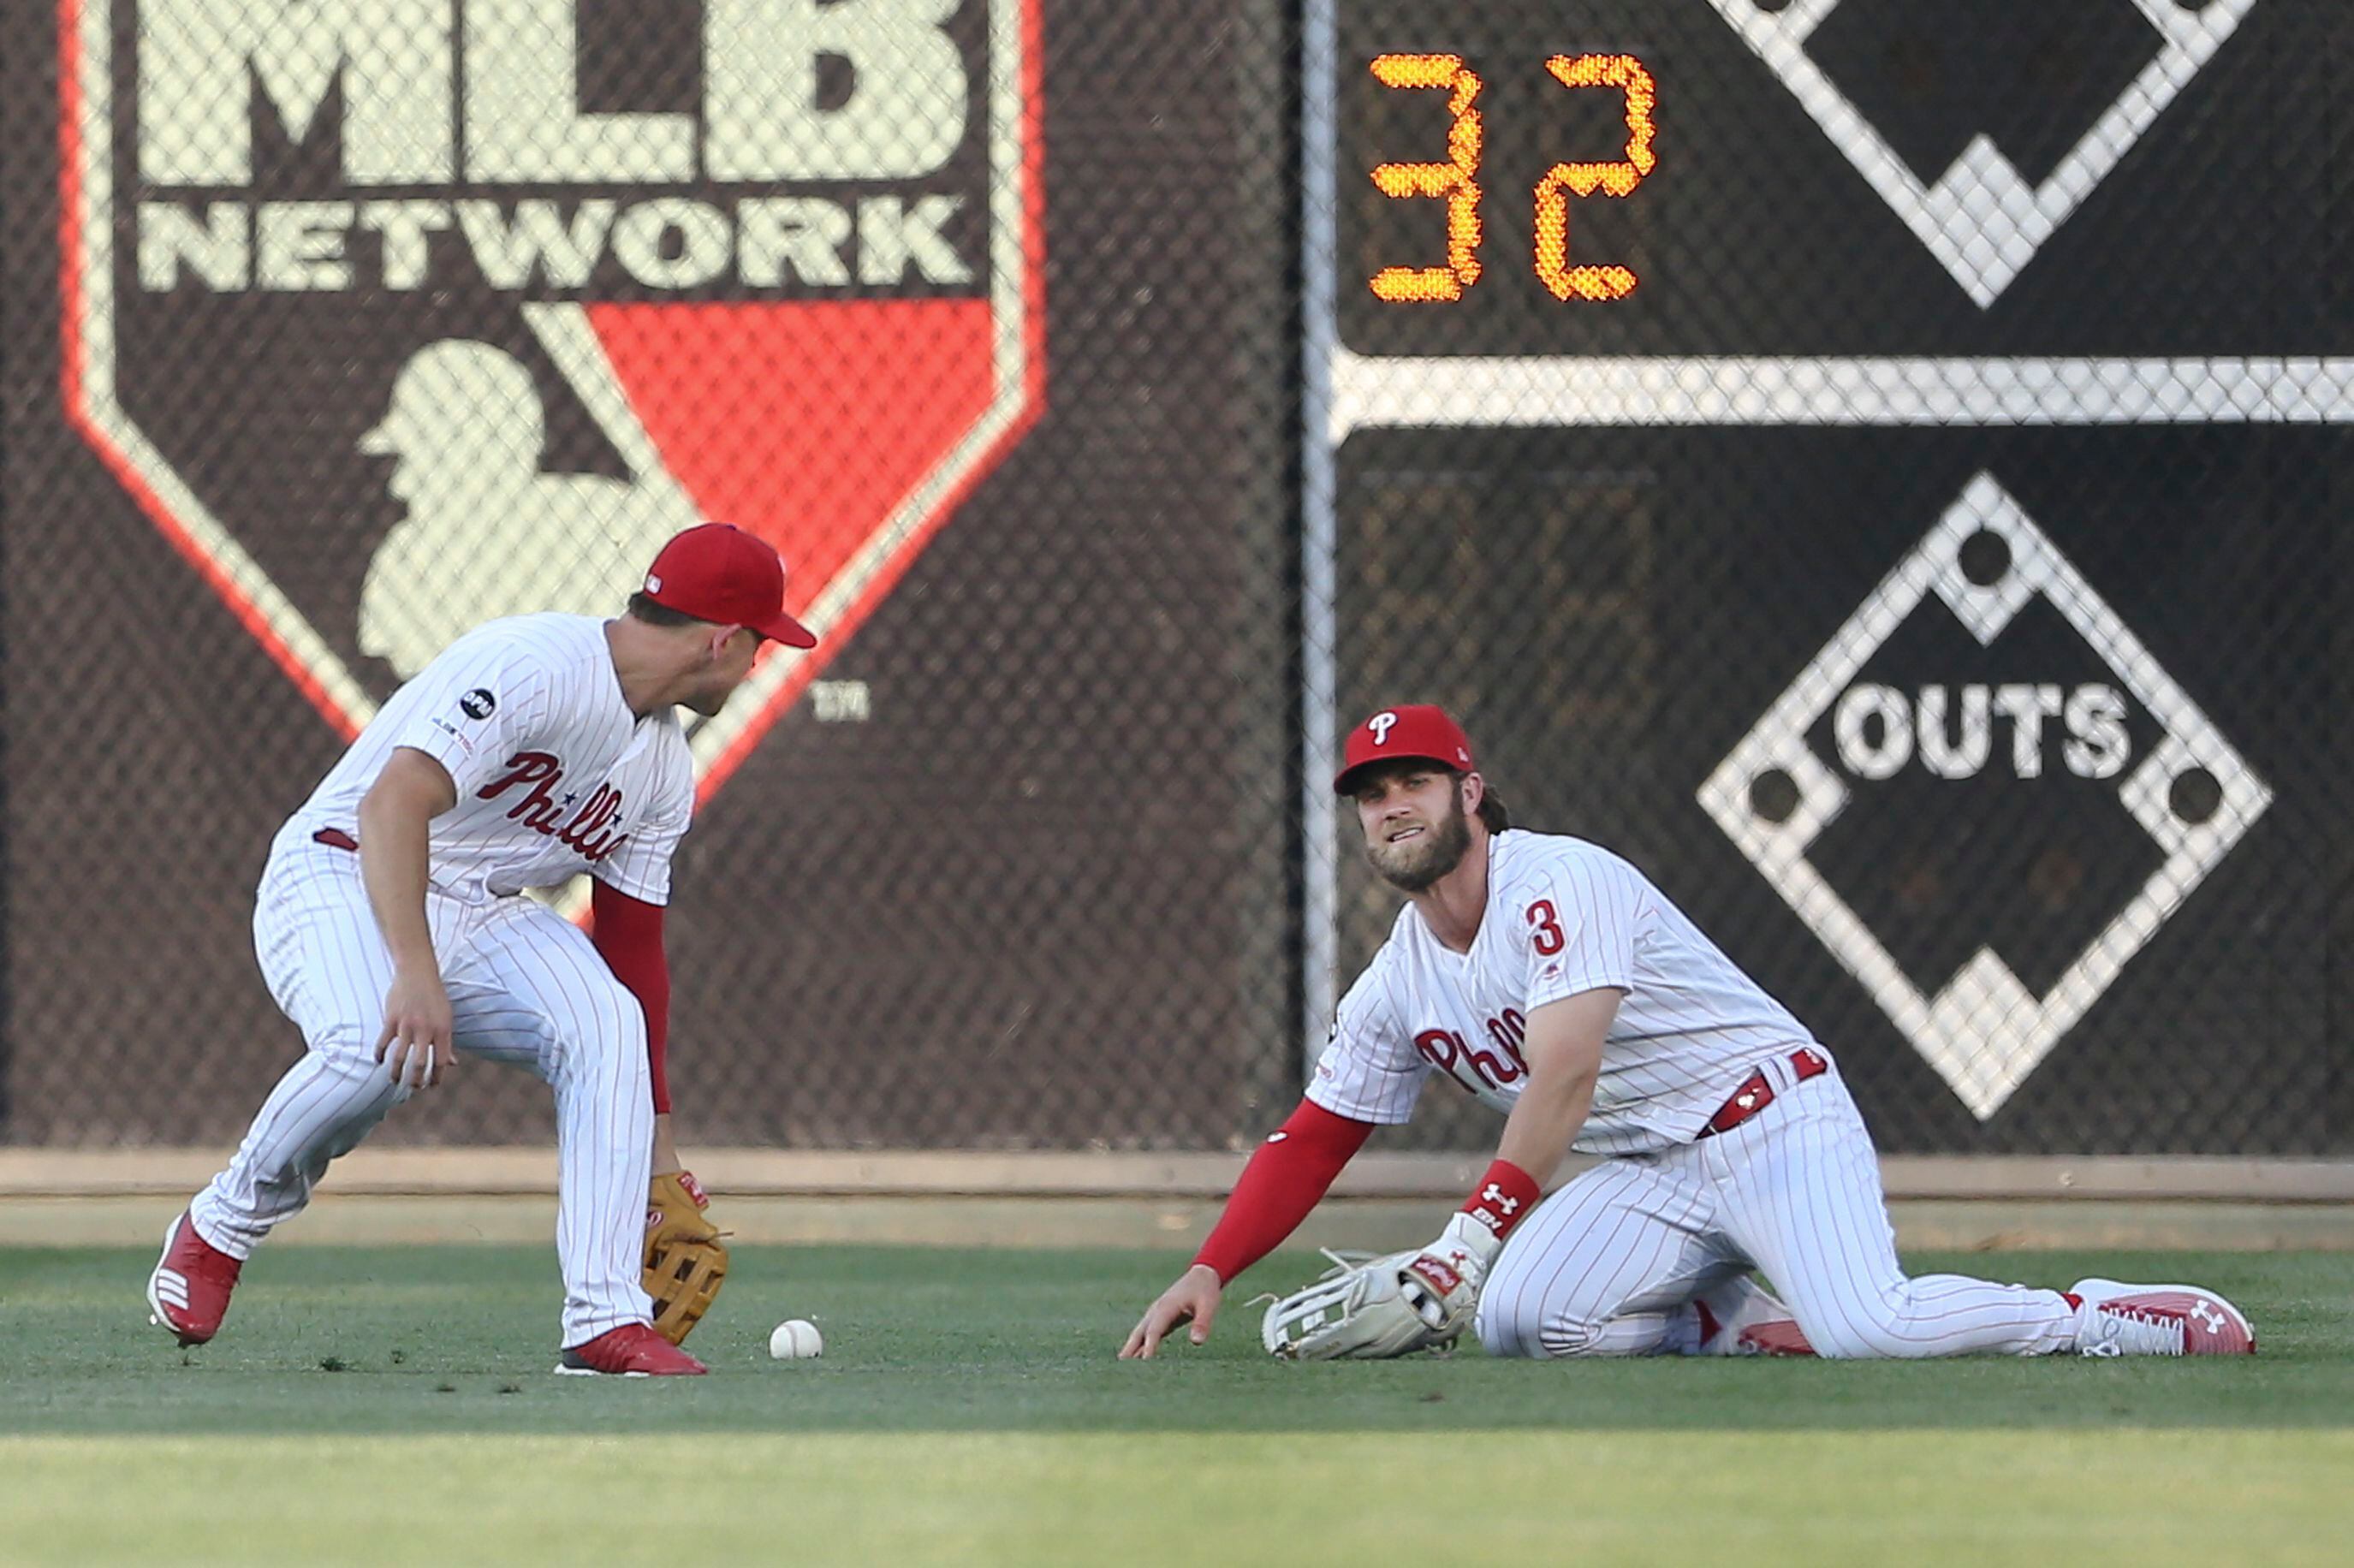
[{"left": 1526, "top": 899, "right": 1566, "bottom": 955}]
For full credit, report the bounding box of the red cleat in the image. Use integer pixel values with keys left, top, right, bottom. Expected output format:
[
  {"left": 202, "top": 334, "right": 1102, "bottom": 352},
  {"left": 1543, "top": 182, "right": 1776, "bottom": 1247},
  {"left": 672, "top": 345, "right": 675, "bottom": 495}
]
[
  {"left": 146, "top": 1212, "right": 241, "bottom": 1346},
  {"left": 1694, "top": 1275, "right": 1817, "bottom": 1357},
  {"left": 556, "top": 1323, "right": 708, "bottom": 1376},
  {"left": 1733, "top": 1316, "right": 1818, "bottom": 1357},
  {"left": 2070, "top": 1278, "right": 2256, "bottom": 1357}
]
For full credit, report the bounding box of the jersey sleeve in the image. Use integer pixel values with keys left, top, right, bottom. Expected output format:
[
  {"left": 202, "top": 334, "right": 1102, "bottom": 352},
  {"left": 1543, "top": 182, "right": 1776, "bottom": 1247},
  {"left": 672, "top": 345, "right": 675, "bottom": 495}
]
[
  {"left": 386, "top": 636, "right": 556, "bottom": 801},
  {"left": 1304, "top": 949, "right": 1427, "bottom": 1125},
  {"left": 1519, "top": 850, "right": 1645, "bottom": 1013},
  {"left": 589, "top": 732, "right": 695, "bottom": 905}
]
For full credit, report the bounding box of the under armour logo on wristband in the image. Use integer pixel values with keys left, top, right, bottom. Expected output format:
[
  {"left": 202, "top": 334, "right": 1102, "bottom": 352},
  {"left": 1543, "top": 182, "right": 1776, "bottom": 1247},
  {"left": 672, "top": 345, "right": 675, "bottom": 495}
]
[{"left": 1465, "top": 1159, "right": 1539, "bottom": 1242}]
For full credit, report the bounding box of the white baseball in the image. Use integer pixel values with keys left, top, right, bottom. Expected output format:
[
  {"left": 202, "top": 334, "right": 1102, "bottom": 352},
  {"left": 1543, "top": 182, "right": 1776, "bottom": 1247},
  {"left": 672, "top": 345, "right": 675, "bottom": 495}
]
[{"left": 768, "top": 1318, "right": 823, "bottom": 1360}]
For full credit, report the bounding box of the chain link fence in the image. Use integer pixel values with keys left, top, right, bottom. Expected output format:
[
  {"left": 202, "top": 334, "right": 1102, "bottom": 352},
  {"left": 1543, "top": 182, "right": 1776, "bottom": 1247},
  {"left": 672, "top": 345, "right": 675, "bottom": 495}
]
[{"left": 1, "top": 0, "right": 2345, "bottom": 1155}]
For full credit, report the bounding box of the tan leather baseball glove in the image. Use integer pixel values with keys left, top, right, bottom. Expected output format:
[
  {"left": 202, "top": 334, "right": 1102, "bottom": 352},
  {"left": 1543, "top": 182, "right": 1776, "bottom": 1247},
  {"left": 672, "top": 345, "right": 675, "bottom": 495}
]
[{"left": 643, "top": 1170, "right": 729, "bottom": 1345}]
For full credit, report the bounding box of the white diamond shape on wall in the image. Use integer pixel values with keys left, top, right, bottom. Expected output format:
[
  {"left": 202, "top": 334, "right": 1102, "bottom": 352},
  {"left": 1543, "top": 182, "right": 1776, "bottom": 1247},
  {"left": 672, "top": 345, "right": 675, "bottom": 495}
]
[
  {"left": 1697, "top": 472, "right": 2272, "bottom": 1118},
  {"left": 1704, "top": 0, "right": 2260, "bottom": 306}
]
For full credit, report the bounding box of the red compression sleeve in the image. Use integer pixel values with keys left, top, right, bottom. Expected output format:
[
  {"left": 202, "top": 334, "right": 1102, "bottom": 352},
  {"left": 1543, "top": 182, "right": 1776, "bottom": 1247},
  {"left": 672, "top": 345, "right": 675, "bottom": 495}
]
[
  {"left": 1192, "top": 1099, "right": 1375, "bottom": 1284},
  {"left": 590, "top": 882, "right": 672, "bottom": 1114}
]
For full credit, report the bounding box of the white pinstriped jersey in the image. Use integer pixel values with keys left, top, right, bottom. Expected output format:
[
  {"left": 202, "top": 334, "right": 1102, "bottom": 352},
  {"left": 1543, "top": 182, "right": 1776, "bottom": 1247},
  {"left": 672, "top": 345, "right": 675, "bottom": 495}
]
[
  {"left": 281, "top": 615, "right": 695, "bottom": 906},
  {"left": 1308, "top": 829, "right": 1818, "bottom": 1155}
]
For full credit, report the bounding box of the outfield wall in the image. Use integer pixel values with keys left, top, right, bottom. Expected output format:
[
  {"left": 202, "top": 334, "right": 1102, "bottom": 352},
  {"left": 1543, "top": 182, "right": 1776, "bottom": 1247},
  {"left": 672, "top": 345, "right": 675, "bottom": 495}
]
[
  {"left": 4, "top": 1149, "right": 2351, "bottom": 1252},
  {"left": 2, "top": 2, "right": 2347, "bottom": 1158}
]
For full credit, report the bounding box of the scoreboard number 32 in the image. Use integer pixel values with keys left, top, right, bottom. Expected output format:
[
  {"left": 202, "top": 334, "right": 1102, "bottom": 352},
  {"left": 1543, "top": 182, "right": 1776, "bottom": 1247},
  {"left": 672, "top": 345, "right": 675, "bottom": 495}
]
[{"left": 1368, "top": 53, "right": 1656, "bottom": 304}]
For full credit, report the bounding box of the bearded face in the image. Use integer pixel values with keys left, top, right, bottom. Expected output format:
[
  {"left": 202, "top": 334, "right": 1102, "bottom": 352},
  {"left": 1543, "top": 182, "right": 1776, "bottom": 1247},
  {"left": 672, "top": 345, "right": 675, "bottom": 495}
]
[{"left": 1360, "top": 772, "right": 1475, "bottom": 892}]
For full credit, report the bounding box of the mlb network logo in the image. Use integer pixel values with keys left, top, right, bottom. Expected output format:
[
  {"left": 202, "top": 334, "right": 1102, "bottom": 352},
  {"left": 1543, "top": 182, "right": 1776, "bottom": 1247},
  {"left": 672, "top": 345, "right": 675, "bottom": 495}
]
[{"left": 64, "top": 0, "right": 1044, "bottom": 793}]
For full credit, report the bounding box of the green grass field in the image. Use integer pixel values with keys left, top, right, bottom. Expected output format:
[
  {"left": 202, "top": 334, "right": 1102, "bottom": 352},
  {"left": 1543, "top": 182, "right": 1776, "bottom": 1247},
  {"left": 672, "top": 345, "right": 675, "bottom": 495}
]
[{"left": 3, "top": 1244, "right": 2350, "bottom": 1564}]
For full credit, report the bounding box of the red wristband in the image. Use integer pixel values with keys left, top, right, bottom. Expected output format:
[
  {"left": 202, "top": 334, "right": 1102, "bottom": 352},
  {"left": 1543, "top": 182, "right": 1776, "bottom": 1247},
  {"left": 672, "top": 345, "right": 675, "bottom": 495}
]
[{"left": 1460, "top": 1158, "right": 1542, "bottom": 1244}]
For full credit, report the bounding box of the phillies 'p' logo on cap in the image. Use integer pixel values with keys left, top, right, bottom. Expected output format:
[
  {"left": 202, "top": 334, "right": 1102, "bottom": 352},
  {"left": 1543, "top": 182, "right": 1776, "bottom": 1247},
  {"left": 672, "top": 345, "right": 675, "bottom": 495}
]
[{"left": 1334, "top": 704, "right": 1477, "bottom": 793}]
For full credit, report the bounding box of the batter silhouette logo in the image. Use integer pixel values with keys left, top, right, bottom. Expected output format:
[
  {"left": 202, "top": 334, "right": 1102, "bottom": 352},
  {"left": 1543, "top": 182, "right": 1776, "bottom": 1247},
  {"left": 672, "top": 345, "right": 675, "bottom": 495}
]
[
  {"left": 1705, "top": 0, "right": 2258, "bottom": 306},
  {"left": 63, "top": 0, "right": 1044, "bottom": 796},
  {"left": 1697, "top": 474, "right": 2271, "bottom": 1119}
]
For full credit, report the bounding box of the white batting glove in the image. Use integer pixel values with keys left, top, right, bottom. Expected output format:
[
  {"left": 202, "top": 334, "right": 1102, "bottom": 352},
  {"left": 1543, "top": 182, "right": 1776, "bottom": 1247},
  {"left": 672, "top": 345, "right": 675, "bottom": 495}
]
[{"left": 1400, "top": 1212, "right": 1503, "bottom": 1334}]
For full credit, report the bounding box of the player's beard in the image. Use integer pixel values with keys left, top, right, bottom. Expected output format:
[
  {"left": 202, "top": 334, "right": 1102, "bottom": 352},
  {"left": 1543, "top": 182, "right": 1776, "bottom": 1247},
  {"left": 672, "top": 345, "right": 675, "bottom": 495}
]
[{"left": 1366, "top": 789, "right": 1473, "bottom": 893}]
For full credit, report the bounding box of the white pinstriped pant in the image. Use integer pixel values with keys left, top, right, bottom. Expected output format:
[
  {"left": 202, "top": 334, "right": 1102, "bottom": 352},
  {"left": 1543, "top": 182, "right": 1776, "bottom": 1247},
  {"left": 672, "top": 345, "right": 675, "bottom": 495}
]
[
  {"left": 1475, "top": 1052, "right": 2076, "bottom": 1359},
  {"left": 191, "top": 840, "right": 653, "bottom": 1347}
]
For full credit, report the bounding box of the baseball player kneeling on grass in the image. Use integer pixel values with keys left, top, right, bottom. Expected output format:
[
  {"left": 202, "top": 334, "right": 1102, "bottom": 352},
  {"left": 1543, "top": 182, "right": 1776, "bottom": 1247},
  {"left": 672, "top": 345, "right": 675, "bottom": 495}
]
[
  {"left": 1122, "top": 705, "right": 2256, "bottom": 1364},
  {"left": 146, "top": 525, "right": 802, "bottom": 1376}
]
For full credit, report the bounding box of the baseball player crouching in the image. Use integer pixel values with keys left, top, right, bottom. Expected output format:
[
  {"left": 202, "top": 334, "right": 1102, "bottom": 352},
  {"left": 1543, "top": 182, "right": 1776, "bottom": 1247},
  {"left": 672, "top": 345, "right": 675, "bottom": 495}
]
[
  {"left": 1122, "top": 705, "right": 2255, "bottom": 1363},
  {"left": 146, "top": 526, "right": 803, "bottom": 1375}
]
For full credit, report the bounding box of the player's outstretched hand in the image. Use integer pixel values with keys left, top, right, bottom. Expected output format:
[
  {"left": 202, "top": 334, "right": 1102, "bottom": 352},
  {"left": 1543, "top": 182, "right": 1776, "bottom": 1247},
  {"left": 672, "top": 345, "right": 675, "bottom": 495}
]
[
  {"left": 374, "top": 966, "right": 455, "bottom": 1090},
  {"left": 1121, "top": 1263, "right": 1223, "bottom": 1359}
]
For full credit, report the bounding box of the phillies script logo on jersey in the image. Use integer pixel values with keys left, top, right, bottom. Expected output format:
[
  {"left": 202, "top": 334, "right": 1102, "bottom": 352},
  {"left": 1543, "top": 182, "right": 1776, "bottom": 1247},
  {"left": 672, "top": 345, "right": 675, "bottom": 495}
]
[
  {"left": 1414, "top": 1011, "right": 1529, "bottom": 1097},
  {"left": 63, "top": 0, "right": 1044, "bottom": 797},
  {"left": 480, "top": 751, "right": 630, "bottom": 862}
]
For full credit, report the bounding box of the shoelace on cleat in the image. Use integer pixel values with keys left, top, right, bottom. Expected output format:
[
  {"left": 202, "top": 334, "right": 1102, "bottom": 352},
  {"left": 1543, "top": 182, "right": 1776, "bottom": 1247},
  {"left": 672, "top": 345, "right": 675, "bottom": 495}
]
[{"left": 2085, "top": 1302, "right": 2186, "bottom": 1357}]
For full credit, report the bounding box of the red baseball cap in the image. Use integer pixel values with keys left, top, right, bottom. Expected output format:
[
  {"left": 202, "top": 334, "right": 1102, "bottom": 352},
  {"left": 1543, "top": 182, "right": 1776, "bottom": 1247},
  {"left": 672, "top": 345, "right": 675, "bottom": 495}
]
[
  {"left": 640, "top": 525, "right": 817, "bottom": 649},
  {"left": 1334, "top": 705, "right": 1477, "bottom": 793}
]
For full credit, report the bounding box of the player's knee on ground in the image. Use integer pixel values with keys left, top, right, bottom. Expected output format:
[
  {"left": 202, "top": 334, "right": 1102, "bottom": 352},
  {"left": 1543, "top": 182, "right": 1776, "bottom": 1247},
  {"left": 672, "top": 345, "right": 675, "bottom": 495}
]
[
  {"left": 1477, "top": 1294, "right": 1661, "bottom": 1358},
  {"left": 1474, "top": 1309, "right": 1579, "bottom": 1359},
  {"left": 1477, "top": 1246, "right": 1586, "bottom": 1357},
  {"left": 1475, "top": 1264, "right": 1626, "bottom": 1359},
  {"left": 1475, "top": 1249, "right": 1554, "bottom": 1357},
  {"left": 1474, "top": 1294, "right": 1549, "bottom": 1358}
]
